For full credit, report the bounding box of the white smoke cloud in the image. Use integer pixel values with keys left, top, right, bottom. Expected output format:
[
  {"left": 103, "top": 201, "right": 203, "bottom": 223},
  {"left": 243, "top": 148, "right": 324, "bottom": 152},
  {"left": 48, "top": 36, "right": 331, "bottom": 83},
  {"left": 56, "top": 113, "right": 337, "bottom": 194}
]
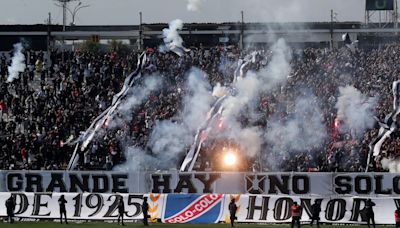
[
  {"left": 113, "top": 76, "right": 162, "bottom": 124},
  {"left": 115, "top": 147, "right": 154, "bottom": 171},
  {"left": 116, "top": 68, "right": 214, "bottom": 171},
  {"left": 7, "top": 43, "right": 26, "bottom": 83},
  {"left": 260, "top": 39, "right": 291, "bottom": 91},
  {"left": 265, "top": 93, "right": 327, "bottom": 156},
  {"left": 147, "top": 120, "right": 192, "bottom": 169},
  {"left": 161, "top": 19, "right": 190, "bottom": 56},
  {"left": 212, "top": 83, "right": 228, "bottom": 98},
  {"left": 83, "top": 76, "right": 162, "bottom": 149},
  {"left": 222, "top": 38, "right": 291, "bottom": 121},
  {"left": 226, "top": 126, "right": 262, "bottom": 158},
  {"left": 381, "top": 157, "right": 400, "bottom": 173},
  {"left": 203, "top": 39, "right": 291, "bottom": 162},
  {"left": 182, "top": 68, "right": 214, "bottom": 132},
  {"left": 187, "top": 0, "right": 204, "bottom": 11},
  {"left": 335, "top": 85, "right": 378, "bottom": 138}
]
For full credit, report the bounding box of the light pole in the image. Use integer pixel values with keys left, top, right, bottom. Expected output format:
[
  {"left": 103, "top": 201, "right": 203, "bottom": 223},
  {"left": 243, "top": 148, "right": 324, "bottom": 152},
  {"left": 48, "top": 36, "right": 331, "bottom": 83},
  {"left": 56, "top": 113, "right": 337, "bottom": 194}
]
[
  {"left": 67, "top": 1, "right": 90, "bottom": 26},
  {"left": 241, "top": 10, "right": 244, "bottom": 49},
  {"left": 139, "top": 11, "right": 143, "bottom": 50},
  {"left": 54, "top": 0, "right": 75, "bottom": 31},
  {"left": 55, "top": 0, "right": 89, "bottom": 28}
]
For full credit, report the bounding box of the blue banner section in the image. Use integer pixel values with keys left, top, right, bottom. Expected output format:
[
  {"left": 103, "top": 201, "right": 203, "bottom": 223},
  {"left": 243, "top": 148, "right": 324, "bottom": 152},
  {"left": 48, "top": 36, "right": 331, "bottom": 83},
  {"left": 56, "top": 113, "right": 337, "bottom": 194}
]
[{"left": 162, "top": 194, "right": 223, "bottom": 224}]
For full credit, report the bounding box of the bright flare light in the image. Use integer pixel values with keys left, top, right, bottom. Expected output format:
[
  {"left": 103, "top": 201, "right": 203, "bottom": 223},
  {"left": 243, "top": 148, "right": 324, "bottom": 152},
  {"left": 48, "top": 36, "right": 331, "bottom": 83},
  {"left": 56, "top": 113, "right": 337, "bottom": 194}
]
[{"left": 223, "top": 152, "right": 237, "bottom": 166}]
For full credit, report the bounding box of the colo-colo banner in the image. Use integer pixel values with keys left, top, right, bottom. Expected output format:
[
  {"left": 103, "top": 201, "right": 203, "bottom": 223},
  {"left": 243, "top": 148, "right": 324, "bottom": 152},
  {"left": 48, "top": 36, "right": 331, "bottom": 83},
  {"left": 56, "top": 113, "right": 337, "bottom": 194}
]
[
  {"left": 4, "top": 171, "right": 400, "bottom": 195},
  {"left": 0, "top": 193, "right": 399, "bottom": 224}
]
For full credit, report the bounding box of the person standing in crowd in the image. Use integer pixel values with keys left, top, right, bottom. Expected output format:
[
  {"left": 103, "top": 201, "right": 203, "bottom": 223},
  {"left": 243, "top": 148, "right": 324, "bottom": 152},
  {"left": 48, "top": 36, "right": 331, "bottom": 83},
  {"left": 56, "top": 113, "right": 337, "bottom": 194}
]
[
  {"left": 395, "top": 208, "right": 400, "bottom": 228},
  {"left": 142, "top": 197, "right": 149, "bottom": 226},
  {"left": 58, "top": 194, "right": 68, "bottom": 224},
  {"left": 365, "top": 199, "right": 376, "bottom": 228},
  {"left": 117, "top": 197, "right": 125, "bottom": 226},
  {"left": 291, "top": 201, "right": 302, "bottom": 228},
  {"left": 5, "top": 195, "right": 16, "bottom": 224},
  {"left": 229, "top": 198, "right": 238, "bottom": 227},
  {"left": 310, "top": 200, "right": 321, "bottom": 228}
]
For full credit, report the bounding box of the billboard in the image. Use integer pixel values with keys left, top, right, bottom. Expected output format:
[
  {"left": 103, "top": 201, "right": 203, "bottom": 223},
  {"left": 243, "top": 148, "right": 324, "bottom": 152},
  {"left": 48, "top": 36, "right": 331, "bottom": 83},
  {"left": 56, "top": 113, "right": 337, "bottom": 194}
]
[{"left": 366, "top": 0, "right": 394, "bottom": 10}]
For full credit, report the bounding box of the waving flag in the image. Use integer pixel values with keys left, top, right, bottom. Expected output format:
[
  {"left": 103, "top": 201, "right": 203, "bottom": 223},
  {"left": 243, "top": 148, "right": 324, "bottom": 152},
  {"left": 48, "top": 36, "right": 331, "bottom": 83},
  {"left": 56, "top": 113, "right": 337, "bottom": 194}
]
[
  {"left": 67, "top": 53, "right": 147, "bottom": 170},
  {"left": 367, "top": 80, "right": 400, "bottom": 171}
]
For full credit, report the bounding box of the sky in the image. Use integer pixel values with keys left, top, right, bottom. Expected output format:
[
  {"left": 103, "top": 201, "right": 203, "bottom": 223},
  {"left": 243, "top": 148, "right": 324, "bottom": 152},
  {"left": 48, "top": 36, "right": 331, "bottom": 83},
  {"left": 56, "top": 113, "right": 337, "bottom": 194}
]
[{"left": 0, "top": 0, "right": 372, "bottom": 25}]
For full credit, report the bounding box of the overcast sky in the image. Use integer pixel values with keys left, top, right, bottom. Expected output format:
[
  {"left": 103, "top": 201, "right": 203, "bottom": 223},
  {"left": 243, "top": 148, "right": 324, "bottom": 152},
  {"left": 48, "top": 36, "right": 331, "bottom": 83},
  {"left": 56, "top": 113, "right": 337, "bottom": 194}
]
[{"left": 0, "top": 0, "right": 370, "bottom": 25}]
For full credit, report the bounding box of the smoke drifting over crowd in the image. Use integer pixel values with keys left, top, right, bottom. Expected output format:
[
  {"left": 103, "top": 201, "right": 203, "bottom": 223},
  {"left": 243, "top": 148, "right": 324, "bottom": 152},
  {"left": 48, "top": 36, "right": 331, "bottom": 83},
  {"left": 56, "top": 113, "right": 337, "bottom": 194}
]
[
  {"left": 117, "top": 35, "right": 377, "bottom": 172},
  {"left": 117, "top": 68, "right": 214, "bottom": 171},
  {"left": 160, "top": 19, "right": 190, "bottom": 56},
  {"left": 381, "top": 158, "right": 400, "bottom": 173},
  {"left": 117, "top": 42, "right": 292, "bottom": 171},
  {"left": 223, "top": 39, "right": 290, "bottom": 121},
  {"left": 265, "top": 93, "right": 327, "bottom": 168},
  {"left": 7, "top": 43, "right": 26, "bottom": 83},
  {"left": 335, "top": 86, "right": 377, "bottom": 138},
  {"left": 72, "top": 2, "right": 389, "bottom": 173}
]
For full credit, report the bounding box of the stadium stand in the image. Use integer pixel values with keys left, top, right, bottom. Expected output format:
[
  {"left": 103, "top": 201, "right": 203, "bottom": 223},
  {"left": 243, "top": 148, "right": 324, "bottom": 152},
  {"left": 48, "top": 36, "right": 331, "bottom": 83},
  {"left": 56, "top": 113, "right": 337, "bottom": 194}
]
[{"left": 1, "top": 42, "right": 399, "bottom": 172}]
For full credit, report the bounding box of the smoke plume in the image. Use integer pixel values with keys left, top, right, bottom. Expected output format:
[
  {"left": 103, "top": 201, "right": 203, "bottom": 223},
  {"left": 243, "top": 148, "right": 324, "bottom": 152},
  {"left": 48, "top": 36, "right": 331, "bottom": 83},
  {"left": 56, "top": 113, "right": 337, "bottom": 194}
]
[
  {"left": 381, "top": 158, "right": 400, "bottom": 173},
  {"left": 116, "top": 68, "right": 214, "bottom": 171},
  {"left": 222, "top": 38, "right": 291, "bottom": 121},
  {"left": 335, "top": 85, "right": 377, "bottom": 138},
  {"left": 187, "top": 0, "right": 204, "bottom": 11},
  {"left": 208, "top": 39, "right": 291, "bottom": 162},
  {"left": 7, "top": 43, "right": 26, "bottom": 83},
  {"left": 161, "top": 19, "right": 190, "bottom": 56},
  {"left": 109, "top": 76, "right": 163, "bottom": 128},
  {"left": 182, "top": 68, "right": 214, "bottom": 131},
  {"left": 265, "top": 93, "right": 327, "bottom": 162},
  {"left": 81, "top": 76, "right": 162, "bottom": 151}
]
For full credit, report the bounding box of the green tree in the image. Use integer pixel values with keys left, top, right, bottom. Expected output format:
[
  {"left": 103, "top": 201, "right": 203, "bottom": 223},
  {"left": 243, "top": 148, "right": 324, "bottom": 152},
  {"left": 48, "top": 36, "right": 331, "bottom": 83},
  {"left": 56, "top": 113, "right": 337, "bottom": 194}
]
[
  {"left": 79, "top": 40, "right": 104, "bottom": 54},
  {"left": 107, "top": 40, "right": 132, "bottom": 56}
]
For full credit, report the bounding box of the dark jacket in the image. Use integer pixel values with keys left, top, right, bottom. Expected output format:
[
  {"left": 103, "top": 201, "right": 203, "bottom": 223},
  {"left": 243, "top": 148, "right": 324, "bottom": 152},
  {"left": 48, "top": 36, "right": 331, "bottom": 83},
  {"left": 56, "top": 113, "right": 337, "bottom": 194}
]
[
  {"left": 5, "top": 197, "right": 15, "bottom": 214},
  {"left": 229, "top": 201, "right": 238, "bottom": 216},
  {"left": 142, "top": 201, "right": 149, "bottom": 215},
  {"left": 58, "top": 197, "right": 67, "bottom": 211},
  {"left": 118, "top": 200, "right": 125, "bottom": 214},
  {"left": 311, "top": 203, "right": 321, "bottom": 219},
  {"left": 365, "top": 200, "right": 376, "bottom": 216}
]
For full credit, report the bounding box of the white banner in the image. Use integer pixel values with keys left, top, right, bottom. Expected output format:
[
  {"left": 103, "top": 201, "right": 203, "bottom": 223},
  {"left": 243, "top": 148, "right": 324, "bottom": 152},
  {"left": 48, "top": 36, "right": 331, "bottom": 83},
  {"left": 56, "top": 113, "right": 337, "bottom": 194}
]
[
  {"left": 220, "top": 195, "right": 397, "bottom": 224},
  {"left": 1, "top": 192, "right": 399, "bottom": 224},
  {"left": 0, "top": 192, "right": 163, "bottom": 221},
  {"left": 2, "top": 171, "right": 400, "bottom": 195}
]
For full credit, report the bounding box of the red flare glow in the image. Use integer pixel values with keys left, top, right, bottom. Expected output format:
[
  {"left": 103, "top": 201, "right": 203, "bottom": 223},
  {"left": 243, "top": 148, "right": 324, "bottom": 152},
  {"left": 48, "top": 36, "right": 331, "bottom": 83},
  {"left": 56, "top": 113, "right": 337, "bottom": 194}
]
[
  {"left": 200, "top": 130, "right": 208, "bottom": 141},
  {"left": 218, "top": 119, "right": 224, "bottom": 129},
  {"left": 334, "top": 118, "right": 340, "bottom": 129}
]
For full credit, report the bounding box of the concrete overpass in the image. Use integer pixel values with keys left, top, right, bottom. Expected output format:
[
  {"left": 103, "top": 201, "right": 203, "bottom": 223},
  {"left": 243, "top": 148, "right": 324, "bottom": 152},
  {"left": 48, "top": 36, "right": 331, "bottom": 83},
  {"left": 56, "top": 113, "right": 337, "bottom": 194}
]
[{"left": 0, "top": 22, "right": 399, "bottom": 50}]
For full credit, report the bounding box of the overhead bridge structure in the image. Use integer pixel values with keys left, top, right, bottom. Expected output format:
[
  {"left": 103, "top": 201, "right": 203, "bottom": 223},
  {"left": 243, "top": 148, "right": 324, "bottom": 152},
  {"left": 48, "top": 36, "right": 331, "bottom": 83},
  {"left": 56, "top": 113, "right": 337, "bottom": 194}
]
[{"left": 0, "top": 22, "right": 399, "bottom": 50}]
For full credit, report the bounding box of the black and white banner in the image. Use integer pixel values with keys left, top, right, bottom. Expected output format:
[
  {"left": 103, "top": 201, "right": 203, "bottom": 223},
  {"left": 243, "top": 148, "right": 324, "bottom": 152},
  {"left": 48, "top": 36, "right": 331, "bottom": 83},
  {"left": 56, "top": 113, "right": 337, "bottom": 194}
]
[
  {"left": 225, "top": 195, "right": 396, "bottom": 224},
  {"left": 4, "top": 171, "right": 400, "bottom": 196},
  {"left": 0, "top": 192, "right": 162, "bottom": 220},
  {"left": 0, "top": 192, "right": 399, "bottom": 224}
]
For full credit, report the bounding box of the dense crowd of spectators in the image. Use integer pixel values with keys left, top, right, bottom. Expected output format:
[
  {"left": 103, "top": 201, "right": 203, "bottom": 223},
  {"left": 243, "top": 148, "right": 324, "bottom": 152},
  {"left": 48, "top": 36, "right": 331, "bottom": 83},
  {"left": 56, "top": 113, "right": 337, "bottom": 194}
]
[{"left": 0, "top": 42, "right": 399, "bottom": 172}]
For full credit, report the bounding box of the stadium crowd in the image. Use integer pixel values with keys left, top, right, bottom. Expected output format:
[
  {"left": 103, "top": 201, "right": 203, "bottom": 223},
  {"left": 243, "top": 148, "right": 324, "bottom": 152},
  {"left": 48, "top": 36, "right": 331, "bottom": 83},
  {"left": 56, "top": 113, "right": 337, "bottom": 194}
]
[{"left": 0, "top": 42, "right": 399, "bottom": 172}]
